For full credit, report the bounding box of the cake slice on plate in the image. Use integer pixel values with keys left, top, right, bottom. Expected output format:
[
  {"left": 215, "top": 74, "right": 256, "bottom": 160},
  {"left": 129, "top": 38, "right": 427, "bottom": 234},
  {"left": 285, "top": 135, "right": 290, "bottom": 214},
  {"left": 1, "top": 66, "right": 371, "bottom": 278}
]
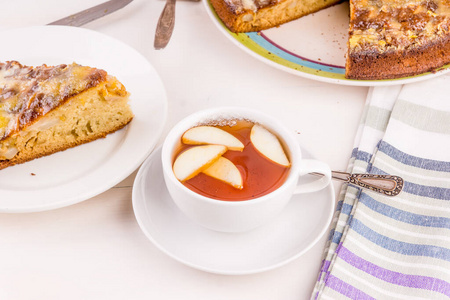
[
  {"left": 0, "top": 61, "right": 134, "bottom": 170},
  {"left": 210, "top": 0, "right": 343, "bottom": 32}
]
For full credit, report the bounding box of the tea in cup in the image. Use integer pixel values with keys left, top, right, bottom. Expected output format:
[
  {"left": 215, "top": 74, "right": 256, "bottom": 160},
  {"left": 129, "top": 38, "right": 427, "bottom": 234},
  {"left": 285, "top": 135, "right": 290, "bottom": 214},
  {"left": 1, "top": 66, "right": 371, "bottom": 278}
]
[{"left": 162, "top": 107, "right": 331, "bottom": 232}]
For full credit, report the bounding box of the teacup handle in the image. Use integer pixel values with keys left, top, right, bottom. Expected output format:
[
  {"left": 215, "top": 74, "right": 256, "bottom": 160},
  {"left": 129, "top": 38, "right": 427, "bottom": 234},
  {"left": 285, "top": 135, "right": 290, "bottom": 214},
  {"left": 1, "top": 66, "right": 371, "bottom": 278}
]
[{"left": 294, "top": 159, "right": 331, "bottom": 194}]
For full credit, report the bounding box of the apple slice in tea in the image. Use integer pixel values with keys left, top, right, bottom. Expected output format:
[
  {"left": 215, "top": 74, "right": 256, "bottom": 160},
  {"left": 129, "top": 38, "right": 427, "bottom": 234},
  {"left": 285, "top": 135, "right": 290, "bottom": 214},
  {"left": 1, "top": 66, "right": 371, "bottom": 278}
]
[
  {"left": 250, "top": 125, "right": 290, "bottom": 167},
  {"left": 182, "top": 126, "right": 244, "bottom": 151},
  {"left": 173, "top": 144, "right": 227, "bottom": 182},
  {"left": 203, "top": 156, "right": 243, "bottom": 189}
]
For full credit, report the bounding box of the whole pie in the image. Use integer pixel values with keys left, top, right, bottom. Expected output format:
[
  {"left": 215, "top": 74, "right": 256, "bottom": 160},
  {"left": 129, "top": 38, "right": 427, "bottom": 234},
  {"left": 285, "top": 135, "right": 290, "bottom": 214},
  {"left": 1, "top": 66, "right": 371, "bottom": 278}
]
[
  {"left": 209, "top": 0, "right": 450, "bottom": 79},
  {"left": 0, "top": 61, "right": 133, "bottom": 170}
]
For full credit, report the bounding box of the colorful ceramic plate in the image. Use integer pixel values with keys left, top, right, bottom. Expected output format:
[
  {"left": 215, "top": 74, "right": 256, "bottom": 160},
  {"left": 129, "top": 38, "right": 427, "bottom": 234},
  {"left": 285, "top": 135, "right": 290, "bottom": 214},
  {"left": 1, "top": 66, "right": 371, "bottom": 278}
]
[{"left": 203, "top": 1, "right": 450, "bottom": 86}]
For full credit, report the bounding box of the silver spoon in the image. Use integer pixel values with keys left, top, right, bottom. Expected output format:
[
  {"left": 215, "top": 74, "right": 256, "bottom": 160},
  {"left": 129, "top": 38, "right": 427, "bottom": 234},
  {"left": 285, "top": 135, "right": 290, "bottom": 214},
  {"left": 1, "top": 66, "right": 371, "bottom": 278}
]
[{"left": 312, "top": 171, "right": 404, "bottom": 196}]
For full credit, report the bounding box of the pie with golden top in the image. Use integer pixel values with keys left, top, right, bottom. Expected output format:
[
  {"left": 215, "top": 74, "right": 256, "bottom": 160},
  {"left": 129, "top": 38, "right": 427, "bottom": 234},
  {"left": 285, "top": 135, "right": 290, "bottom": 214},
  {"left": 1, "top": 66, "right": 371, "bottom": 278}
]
[
  {"left": 0, "top": 61, "right": 133, "bottom": 170},
  {"left": 209, "top": 0, "right": 450, "bottom": 79},
  {"left": 347, "top": 0, "right": 450, "bottom": 79}
]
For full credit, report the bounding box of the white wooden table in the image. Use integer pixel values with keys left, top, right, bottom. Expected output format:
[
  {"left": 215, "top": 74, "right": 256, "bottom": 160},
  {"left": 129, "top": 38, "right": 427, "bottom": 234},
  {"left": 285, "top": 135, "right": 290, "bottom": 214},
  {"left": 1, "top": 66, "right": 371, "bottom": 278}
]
[{"left": 0, "top": 1, "right": 367, "bottom": 299}]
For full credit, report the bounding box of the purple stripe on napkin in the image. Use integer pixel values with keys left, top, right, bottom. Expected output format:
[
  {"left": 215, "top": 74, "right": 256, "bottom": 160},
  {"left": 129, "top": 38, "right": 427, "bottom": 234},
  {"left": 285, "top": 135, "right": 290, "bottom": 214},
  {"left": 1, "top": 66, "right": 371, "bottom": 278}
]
[
  {"left": 338, "top": 246, "right": 450, "bottom": 296},
  {"left": 326, "top": 275, "right": 376, "bottom": 300}
]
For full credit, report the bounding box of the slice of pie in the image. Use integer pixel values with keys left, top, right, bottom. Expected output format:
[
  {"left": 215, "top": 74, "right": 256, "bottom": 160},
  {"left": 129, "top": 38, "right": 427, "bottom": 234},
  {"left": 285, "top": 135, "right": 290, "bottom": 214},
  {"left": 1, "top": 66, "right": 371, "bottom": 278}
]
[
  {"left": 209, "top": 0, "right": 450, "bottom": 79},
  {"left": 210, "top": 0, "right": 343, "bottom": 32},
  {"left": 0, "top": 61, "right": 134, "bottom": 170}
]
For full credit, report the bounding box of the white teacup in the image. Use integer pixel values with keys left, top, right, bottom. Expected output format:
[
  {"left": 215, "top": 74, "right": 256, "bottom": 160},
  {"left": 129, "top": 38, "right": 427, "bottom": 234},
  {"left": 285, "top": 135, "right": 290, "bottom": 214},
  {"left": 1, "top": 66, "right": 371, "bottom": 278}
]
[{"left": 162, "top": 107, "right": 331, "bottom": 232}]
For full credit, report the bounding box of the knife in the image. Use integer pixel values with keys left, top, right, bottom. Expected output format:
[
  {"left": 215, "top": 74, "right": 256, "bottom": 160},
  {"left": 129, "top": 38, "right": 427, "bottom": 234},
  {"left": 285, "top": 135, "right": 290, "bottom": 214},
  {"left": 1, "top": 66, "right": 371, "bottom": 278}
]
[
  {"left": 154, "top": 0, "right": 176, "bottom": 50},
  {"left": 48, "top": 0, "right": 133, "bottom": 27},
  {"left": 154, "top": 0, "right": 201, "bottom": 49}
]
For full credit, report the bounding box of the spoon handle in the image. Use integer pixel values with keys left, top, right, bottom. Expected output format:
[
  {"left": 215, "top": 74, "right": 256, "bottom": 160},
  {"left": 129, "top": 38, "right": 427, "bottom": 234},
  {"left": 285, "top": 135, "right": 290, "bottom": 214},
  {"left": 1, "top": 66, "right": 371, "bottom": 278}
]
[
  {"left": 154, "top": 0, "right": 176, "bottom": 49},
  {"left": 312, "top": 171, "right": 404, "bottom": 196},
  {"left": 331, "top": 171, "right": 403, "bottom": 196}
]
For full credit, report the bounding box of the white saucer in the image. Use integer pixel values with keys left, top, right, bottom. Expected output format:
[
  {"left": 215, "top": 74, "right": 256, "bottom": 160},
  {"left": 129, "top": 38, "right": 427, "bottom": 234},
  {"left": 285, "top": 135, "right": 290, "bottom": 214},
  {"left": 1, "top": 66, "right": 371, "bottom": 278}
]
[{"left": 132, "top": 147, "right": 335, "bottom": 275}]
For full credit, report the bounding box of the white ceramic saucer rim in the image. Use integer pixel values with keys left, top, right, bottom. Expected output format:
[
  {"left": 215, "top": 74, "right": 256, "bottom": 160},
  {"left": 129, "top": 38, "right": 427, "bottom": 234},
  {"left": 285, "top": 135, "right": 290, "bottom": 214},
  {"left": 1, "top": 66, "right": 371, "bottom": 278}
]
[{"left": 132, "top": 146, "right": 335, "bottom": 275}]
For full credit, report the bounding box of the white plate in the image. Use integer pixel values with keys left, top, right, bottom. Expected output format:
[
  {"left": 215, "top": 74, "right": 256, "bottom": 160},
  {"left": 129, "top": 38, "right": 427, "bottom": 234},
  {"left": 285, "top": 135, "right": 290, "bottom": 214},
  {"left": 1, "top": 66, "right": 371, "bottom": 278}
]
[
  {"left": 132, "top": 147, "right": 335, "bottom": 275},
  {"left": 203, "top": 0, "right": 450, "bottom": 86},
  {"left": 0, "top": 26, "right": 168, "bottom": 213}
]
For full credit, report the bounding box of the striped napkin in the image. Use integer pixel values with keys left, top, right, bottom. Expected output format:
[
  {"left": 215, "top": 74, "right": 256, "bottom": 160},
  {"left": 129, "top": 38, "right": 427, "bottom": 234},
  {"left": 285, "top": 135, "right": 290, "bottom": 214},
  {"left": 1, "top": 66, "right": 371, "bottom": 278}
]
[{"left": 312, "top": 75, "right": 450, "bottom": 299}]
